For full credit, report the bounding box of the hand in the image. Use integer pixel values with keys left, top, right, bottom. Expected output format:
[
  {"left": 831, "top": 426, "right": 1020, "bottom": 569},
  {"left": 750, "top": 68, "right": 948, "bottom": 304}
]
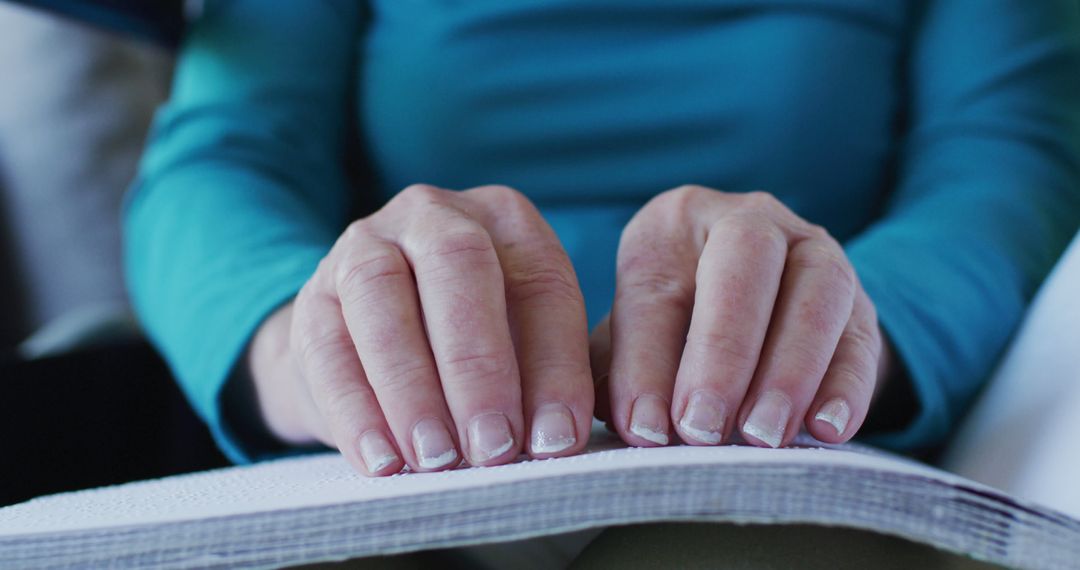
[
  {"left": 247, "top": 185, "right": 594, "bottom": 475},
  {"left": 591, "top": 186, "right": 889, "bottom": 448}
]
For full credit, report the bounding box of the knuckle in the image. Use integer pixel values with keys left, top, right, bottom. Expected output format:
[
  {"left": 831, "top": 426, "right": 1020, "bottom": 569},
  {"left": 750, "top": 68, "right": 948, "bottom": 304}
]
[
  {"left": 804, "top": 223, "right": 832, "bottom": 241},
  {"left": 784, "top": 340, "right": 834, "bottom": 378},
  {"left": 670, "top": 184, "right": 714, "bottom": 200},
  {"left": 289, "top": 285, "right": 333, "bottom": 344},
  {"left": 790, "top": 243, "right": 856, "bottom": 294},
  {"left": 315, "top": 255, "right": 336, "bottom": 278},
  {"left": 789, "top": 312, "right": 882, "bottom": 395},
  {"left": 373, "top": 359, "right": 437, "bottom": 396},
  {"left": 796, "top": 297, "right": 845, "bottom": 339},
  {"left": 618, "top": 212, "right": 655, "bottom": 246},
  {"left": 306, "top": 254, "right": 339, "bottom": 292},
  {"left": 320, "top": 382, "right": 365, "bottom": 418},
  {"left": 829, "top": 349, "right": 872, "bottom": 395},
  {"left": 649, "top": 184, "right": 711, "bottom": 215},
  {"left": 828, "top": 255, "right": 858, "bottom": 294},
  {"left": 504, "top": 239, "right": 577, "bottom": 293},
  {"left": 624, "top": 194, "right": 693, "bottom": 244},
  {"left": 341, "top": 219, "right": 373, "bottom": 244},
  {"left": 424, "top": 226, "right": 496, "bottom": 263},
  {"left": 526, "top": 355, "right": 592, "bottom": 381},
  {"left": 684, "top": 330, "right": 759, "bottom": 375},
  {"left": 506, "top": 262, "right": 582, "bottom": 307},
  {"left": 469, "top": 184, "right": 525, "bottom": 206},
  {"left": 439, "top": 349, "right": 515, "bottom": 386},
  {"left": 635, "top": 343, "right": 684, "bottom": 381},
  {"left": 855, "top": 292, "right": 879, "bottom": 326},
  {"left": 296, "top": 330, "right": 352, "bottom": 372},
  {"left": 712, "top": 218, "right": 786, "bottom": 256},
  {"left": 828, "top": 361, "right": 874, "bottom": 395},
  {"left": 335, "top": 249, "right": 412, "bottom": 299},
  {"left": 399, "top": 183, "right": 444, "bottom": 202},
  {"left": 387, "top": 184, "right": 446, "bottom": 213},
  {"left": 473, "top": 185, "right": 542, "bottom": 230},
  {"left": 738, "top": 191, "right": 784, "bottom": 214},
  {"left": 843, "top": 324, "right": 883, "bottom": 366},
  {"left": 290, "top": 288, "right": 318, "bottom": 330},
  {"left": 617, "top": 268, "right": 696, "bottom": 313},
  {"left": 618, "top": 221, "right": 697, "bottom": 273}
]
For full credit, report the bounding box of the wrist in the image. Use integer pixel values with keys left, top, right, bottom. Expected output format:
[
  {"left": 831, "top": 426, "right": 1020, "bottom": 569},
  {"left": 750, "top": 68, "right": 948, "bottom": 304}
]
[{"left": 245, "top": 303, "right": 318, "bottom": 446}]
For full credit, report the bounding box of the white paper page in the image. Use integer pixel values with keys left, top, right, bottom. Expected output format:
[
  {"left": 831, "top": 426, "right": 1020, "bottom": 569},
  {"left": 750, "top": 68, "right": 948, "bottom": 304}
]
[
  {"left": 0, "top": 431, "right": 951, "bottom": 537},
  {"left": 944, "top": 234, "right": 1080, "bottom": 518}
]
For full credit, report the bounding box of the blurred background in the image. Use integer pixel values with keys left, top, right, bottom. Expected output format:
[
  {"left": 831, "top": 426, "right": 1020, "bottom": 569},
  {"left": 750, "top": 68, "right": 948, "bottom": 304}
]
[{"left": 0, "top": 1, "right": 226, "bottom": 507}]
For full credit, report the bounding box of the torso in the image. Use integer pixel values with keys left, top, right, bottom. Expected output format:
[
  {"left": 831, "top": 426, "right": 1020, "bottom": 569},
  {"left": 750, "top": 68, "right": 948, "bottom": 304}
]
[{"left": 357, "top": 0, "right": 910, "bottom": 240}]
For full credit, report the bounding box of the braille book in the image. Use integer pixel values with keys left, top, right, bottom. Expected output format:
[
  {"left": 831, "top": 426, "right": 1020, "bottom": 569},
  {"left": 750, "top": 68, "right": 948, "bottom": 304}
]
[{"left": 1, "top": 426, "right": 1078, "bottom": 570}]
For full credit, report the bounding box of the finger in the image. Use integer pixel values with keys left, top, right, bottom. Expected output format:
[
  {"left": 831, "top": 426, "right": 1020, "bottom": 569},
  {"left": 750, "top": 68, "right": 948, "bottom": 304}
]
[
  {"left": 672, "top": 216, "right": 787, "bottom": 445},
  {"left": 738, "top": 234, "right": 857, "bottom": 448},
  {"left": 332, "top": 224, "right": 461, "bottom": 472},
  {"left": 392, "top": 186, "right": 524, "bottom": 466},
  {"left": 609, "top": 192, "right": 704, "bottom": 446},
  {"left": 291, "top": 275, "right": 405, "bottom": 476},
  {"left": 461, "top": 186, "right": 593, "bottom": 458},
  {"left": 589, "top": 315, "right": 613, "bottom": 425},
  {"left": 806, "top": 287, "right": 880, "bottom": 443}
]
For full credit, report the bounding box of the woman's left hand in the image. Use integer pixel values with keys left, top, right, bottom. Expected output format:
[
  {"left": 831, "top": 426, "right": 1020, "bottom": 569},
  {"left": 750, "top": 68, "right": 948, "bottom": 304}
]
[{"left": 591, "top": 186, "right": 890, "bottom": 448}]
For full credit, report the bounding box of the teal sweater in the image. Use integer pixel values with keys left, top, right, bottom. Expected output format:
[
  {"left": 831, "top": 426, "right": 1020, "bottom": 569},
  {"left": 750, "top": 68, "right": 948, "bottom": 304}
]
[{"left": 126, "top": 0, "right": 1080, "bottom": 463}]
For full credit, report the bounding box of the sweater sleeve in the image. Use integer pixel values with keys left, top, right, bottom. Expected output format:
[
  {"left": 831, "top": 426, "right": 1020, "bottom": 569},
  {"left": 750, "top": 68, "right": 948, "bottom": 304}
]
[
  {"left": 124, "top": 1, "right": 362, "bottom": 462},
  {"left": 847, "top": 0, "right": 1080, "bottom": 452}
]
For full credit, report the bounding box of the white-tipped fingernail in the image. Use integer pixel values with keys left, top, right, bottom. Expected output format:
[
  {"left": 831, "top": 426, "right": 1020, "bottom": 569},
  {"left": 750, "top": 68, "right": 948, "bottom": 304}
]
[
  {"left": 468, "top": 412, "right": 515, "bottom": 464},
  {"left": 678, "top": 390, "right": 726, "bottom": 445},
  {"left": 531, "top": 403, "right": 577, "bottom": 455},
  {"left": 743, "top": 391, "right": 792, "bottom": 448},
  {"left": 815, "top": 398, "right": 851, "bottom": 436},
  {"left": 629, "top": 394, "right": 670, "bottom": 446},
  {"left": 358, "top": 431, "right": 400, "bottom": 474},
  {"left": 412, "top": 418, "right": 459, "bottom": 469}
]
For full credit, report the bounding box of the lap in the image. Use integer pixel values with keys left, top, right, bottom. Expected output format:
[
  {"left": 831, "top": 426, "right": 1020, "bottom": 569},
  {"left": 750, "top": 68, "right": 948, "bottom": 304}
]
[{"left": 570, "top": 523, "right": 1002, "bottom": 570}]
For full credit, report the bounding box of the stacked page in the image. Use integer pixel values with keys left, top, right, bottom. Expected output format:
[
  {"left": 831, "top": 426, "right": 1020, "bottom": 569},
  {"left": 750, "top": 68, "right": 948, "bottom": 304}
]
[{"left": 2, "top": 430, "right": 1077, "bottom": 570}]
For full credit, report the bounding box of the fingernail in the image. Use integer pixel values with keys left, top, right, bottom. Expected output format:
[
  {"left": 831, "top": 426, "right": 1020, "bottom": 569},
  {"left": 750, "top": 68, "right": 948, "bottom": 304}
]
[
  {"left": 815, "top": 398, "right": 851, "bottom": 436},
  {"left": 678, "top": 390, "right": 726, "bottom": 445},
  {"left": 412, "top": 418, "right": 459, "bottom": 469},
  {"left": 629, "top": 394, "right": 670, "bottom": 446},
  {"left": 358, "top": 430, "right": 400, "bottom": 474},
  {"left": 742, "top": 391, "right": 792, "bottom": 448},
  {"left": 468, "top": 412, "right": 515, "bottom": 464},
  {"left": 531, "top": 402, "right": 577, "bottom": 455}
]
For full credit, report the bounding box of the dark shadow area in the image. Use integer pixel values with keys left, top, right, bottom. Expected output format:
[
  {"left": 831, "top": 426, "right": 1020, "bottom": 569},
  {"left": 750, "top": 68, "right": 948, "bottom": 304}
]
[
  {"left": 571, "top": 523, "right": 1004, "bottom": 570},
  {"left": 0, "top": 340, "right": 229, "bottom": 506},
  {"left": 8, "top": 0, "right": 185, "bottom": 46},
  {"left": 0, "top": 178, "right": 29, "bottom": 349}
]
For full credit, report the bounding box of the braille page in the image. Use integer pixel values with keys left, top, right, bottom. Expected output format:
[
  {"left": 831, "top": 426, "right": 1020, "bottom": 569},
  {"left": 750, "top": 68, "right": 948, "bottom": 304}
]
[
  {"left": 3, "top": 429, "right": 1079, "bottom": 570},
  {"left": 0, "top": 432, "right": 941, "bottom": 536}
]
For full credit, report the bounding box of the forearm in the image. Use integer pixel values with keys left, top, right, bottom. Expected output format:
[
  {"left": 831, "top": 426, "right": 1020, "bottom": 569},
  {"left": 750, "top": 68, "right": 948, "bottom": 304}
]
[
  {"left": 839, "top": 0, "right": 1080, "bottom": 452},
  {"left": 125, "top": 0, "right": 361, "bottom": 462}
]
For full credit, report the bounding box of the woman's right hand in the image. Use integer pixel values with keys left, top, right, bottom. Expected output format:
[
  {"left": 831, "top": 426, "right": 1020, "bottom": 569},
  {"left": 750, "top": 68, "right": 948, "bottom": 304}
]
[{"left": 246, "top": 185, "right": 595, "bottom": 476}]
